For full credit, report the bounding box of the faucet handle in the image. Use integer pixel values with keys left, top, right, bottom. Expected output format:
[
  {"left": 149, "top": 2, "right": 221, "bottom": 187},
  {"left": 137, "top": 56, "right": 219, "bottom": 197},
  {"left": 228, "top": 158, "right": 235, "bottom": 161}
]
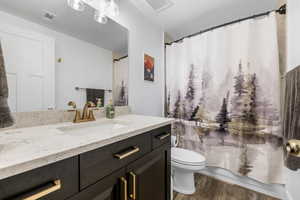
[
  {"left": 68, "top": 101, "right": 77, "bottom": 109},
  {"left": 87, "top": 101, "right": 96, "bottom": 107}
]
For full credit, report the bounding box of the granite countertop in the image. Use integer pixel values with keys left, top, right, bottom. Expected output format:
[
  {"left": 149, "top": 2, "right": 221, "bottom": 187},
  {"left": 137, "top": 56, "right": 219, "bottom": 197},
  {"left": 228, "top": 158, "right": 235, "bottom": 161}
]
[{"left": 0, "top": 114, "right": 173, "bottom": 180}]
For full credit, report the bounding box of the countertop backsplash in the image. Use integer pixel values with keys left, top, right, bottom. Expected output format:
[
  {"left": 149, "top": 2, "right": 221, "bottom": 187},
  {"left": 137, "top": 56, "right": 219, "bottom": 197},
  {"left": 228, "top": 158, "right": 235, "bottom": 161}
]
[{"left": 0, "top": 106, "right": 131, "bottom": 131}]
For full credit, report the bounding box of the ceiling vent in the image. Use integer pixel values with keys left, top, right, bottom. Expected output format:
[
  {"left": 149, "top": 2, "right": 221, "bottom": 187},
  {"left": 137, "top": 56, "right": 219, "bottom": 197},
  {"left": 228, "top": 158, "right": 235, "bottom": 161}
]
[
  {"left": 43, "top": 10, "right": 56, "bottom": 21},
  {"left": 145, "top": 0, "right": 174, "bottom": 13}
]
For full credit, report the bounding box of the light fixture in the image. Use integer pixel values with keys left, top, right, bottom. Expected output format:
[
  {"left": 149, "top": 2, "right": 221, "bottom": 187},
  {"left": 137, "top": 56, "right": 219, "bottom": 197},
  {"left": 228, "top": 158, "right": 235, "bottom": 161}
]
[
  {"left": 67, "top": 0, "right": 85, "bottom": 11},
  {"left": 94, "top": 0, "right": 109, "bottom": 24},
  {"left": 67, "top": 0, "right": 120, "bottom": 24},
  {"left": 94, "top": 11, "right": 108, "bottom": 24},
  {"left": 107, "top": 0, "right": 119, "bottom": 17},
  {"left": 43, "top": 10, "right": 56, "bottom": 21}
]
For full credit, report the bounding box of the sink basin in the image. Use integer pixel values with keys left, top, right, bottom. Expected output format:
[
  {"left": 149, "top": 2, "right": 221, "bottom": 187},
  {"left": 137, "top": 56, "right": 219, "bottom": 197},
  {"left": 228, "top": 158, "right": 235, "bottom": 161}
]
[{"left": 57, "top": 120, "right": 129, "bottom": 134}]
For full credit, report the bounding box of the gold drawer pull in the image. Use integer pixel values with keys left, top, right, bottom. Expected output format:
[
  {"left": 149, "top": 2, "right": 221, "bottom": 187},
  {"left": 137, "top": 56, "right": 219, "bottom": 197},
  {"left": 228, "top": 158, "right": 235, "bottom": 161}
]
[
  {"left": 23, "top": 180, "right": 61, "bottom": 200},
  {"left": 129, "top": 172, "right": 137, "bottom": 200},
  {"left": 114, "top": 146, "right": 140, "bottom": 160},
  {"left": 157, "top": 133, "right": 170, "bottom": 140},
  {"left": 120, "top": 177, "right": 128, "bottom": 200}
]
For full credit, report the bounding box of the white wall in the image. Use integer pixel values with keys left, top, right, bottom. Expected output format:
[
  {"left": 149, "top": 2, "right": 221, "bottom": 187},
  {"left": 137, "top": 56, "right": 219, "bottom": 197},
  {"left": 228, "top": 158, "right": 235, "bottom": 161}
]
[
  {"left": 287, "top": 0, "right": 300, "bottom": 72},
  {"left": 88, "top": 0, "right": 165, "bottom": 116},
  {"left": 286, "top": 1, "right": 300, "bottom": 199},
  {"left": 0, "top": 11, "right": 113, "bottom": 110},
  {"left": 115, "top": 1, "right": 165, "bottom": 116},
  {"left": 55, "top": 35, "right": 112, "bottom": 109}
]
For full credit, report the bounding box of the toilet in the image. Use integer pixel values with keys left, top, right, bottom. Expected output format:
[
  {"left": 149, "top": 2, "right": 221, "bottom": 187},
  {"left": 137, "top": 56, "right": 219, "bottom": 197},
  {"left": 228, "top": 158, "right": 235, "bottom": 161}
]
[{"left": 171, "top": 136, "right": 206, "bottom": 195}]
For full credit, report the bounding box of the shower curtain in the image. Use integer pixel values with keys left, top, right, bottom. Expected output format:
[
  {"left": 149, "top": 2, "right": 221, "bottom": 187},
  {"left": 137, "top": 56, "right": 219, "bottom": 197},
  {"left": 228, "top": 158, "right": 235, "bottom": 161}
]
[
  {"left": 113, "top": 57, "right": 128, "bottom": 106},
  {"left": 166, "top": 13, "right": 283, "bottom": 184},
  {"left": 0, "top": 40, "right": 13, "bottom": 128}
]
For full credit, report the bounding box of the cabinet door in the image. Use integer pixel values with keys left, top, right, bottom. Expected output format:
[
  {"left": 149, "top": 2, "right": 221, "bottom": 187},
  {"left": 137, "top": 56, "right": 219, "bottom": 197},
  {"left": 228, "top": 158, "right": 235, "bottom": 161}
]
[
  {"left": 70, "top": 168, "right": 126, "bottom": 200},
  {"left": 0, "top": 23, "right": 55, "bottom": 112},
  {"left": 126, "top": 144, "right": 171, "bottom": 200}
]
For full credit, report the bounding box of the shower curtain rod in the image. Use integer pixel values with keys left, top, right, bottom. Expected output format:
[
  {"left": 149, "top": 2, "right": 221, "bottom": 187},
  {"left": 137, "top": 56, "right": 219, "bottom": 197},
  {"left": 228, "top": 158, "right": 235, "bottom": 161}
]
[
  {"left": 113, "top": 55, "right": 128, "bottom": 62},
  {"left": 165, "top": 4, "right": 286, "bottom": 45}
]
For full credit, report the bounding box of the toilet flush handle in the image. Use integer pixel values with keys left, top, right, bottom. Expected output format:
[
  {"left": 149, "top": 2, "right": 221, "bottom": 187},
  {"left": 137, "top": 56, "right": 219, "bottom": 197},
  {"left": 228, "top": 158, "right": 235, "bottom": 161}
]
[
  {"left": 171, "top": 135, "right": 178, "bottom": 147},
  {"left": 286, "top": 139, "right": 300, "bottom": 157}
]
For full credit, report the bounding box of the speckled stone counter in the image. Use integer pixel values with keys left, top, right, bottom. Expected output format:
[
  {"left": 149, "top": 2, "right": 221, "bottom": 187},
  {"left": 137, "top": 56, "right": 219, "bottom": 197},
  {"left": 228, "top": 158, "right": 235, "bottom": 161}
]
[{"left": 0, "top": 114, "right": 173, "bottom": 180}]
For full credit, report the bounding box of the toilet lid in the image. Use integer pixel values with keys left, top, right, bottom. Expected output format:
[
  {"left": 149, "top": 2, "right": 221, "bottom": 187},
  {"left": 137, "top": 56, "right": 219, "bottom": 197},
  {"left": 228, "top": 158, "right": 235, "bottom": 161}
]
[{"left": 171, "top": 147, "right": 205, "bottom": 165}]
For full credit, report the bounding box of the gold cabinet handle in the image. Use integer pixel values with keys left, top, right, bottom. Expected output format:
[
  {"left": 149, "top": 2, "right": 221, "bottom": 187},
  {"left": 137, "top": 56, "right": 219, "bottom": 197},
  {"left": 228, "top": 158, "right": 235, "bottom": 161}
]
[
  {"left": 157, "top": 133, "right": 170, "bottom": 140},
  {"left": 129, "top": 172, "right": 137, "bottom": 200},
  {"left": 286, "top": 139, "right": 300, "bottom": 157},
  {"left": 114, "top": 146, "right": 140, "bottom": 160},
  {"left": 120, "top": 177, "right": 128, "bottom": 200},
  {"left": 22, "top": 180, "right": 61, "bottom": 200}
]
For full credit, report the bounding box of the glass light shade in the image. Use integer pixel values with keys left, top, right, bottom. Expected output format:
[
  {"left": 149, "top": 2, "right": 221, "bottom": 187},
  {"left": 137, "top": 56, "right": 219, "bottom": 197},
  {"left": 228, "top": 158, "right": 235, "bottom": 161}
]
[
  {"left": 94, "top": 0, "right": 109, "bottom": 24},
  {"left": 108, "top": 0, "right": 119, "bottom": 17},
  {"left": 67, "top": 0, "right": 85, "bottom": 11},
  {"left": 94, "top": 10, "right": 108, "bottom": 24}
]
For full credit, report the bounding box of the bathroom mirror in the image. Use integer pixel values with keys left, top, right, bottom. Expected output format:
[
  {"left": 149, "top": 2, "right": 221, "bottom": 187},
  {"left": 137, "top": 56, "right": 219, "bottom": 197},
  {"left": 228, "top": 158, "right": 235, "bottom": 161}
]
[{"left": 0, "top": 0, "right": 128, "bottom": 112}]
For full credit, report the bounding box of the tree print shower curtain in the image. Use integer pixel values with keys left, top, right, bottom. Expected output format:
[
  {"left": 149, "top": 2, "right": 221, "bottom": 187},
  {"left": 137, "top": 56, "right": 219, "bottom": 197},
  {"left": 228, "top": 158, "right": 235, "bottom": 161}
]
[
  {"left": 166, "top": 13, "right": 283, "bottom": 184},
  {"left": 0, "top": 40, "right": 13, "bottom": 128},
  {"left": 113, "top": 57, "right": 129, "bottom": 106}
]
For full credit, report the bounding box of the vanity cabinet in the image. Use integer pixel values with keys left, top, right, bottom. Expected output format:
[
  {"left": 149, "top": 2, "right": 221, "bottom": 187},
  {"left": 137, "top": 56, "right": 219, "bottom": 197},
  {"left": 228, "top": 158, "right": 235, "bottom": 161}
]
[
  {"left": 0, "top": 157, "right": 79, "bottom": 200},
  {"left": 0, "top": 125, "right": 171, "bottom": 200},
  {"left": 72, "top": 125, "right": 171, "bottom": 200},
  {"left": 126, "top": 145, "right": 170, "bottom": 200},
  {"left": 79, "top": 133, "right": 152, "bottom": 190},
  {"left": 68, "top": 168, "right": 126, "bottom": 200}
]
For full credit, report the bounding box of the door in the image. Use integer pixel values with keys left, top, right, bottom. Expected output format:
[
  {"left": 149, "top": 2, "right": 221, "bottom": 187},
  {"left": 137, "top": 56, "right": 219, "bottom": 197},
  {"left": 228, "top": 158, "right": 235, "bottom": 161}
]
[
  {"left": 0, "top": 23, "right": 55, "bottom": 112},
  {"left": 126, "top": 145, "right": 170, "bottom": 200},
  {"left": 70, "top": 168, "right": 126, "bottom": 200}
]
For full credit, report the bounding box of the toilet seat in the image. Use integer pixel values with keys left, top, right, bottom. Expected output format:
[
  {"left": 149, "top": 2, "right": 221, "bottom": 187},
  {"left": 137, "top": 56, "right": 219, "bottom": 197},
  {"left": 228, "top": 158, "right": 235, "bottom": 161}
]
[{"left": 171, "top": 147, "right": 206, "bottom": 166}]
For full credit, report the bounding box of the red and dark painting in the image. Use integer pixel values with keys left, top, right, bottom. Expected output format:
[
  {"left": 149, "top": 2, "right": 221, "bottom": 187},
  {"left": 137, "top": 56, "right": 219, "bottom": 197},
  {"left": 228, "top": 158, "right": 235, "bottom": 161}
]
[{"left": 144, "top": 54, "right": 154, "bottom": 82}]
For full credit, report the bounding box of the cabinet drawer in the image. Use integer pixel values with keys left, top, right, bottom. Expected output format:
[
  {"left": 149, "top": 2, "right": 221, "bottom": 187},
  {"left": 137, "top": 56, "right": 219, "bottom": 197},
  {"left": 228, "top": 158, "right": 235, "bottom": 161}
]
[
  {"left": 0, "top": 157, "right": 79, "bottom": 200},
  {"left": 80, "top": 133, "right": 151, "bottom": 189},
  {"left": 151, "top": 125, "right": 171, "bottom": 149},
  {"left": 68, "top": 168, "right": 126, "bottom": 200}
]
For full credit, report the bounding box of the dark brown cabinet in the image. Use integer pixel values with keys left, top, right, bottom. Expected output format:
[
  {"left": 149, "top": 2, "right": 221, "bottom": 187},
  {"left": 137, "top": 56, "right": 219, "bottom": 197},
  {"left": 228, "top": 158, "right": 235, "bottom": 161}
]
[
  {"left": 126, "top": 145, "right": 170, "bottom": 200},
  {"left": 69, "top": 168, "right": 126, "bottom": 200},
  {"left": 0, "top": 125, "right": 171, "bottom": 200},
  {"left": 74, "top": 125, "right": 171, "bottom": 200},
  {"left": 80, "top": 133, "right": 151, "bottom": 190},
  {"left": 0, "top": 157, "right": 79, "bottom": 200}
]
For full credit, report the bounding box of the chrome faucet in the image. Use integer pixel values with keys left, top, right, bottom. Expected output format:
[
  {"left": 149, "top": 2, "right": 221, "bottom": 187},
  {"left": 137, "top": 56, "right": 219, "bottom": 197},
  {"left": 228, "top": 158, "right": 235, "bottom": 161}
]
[{"left": 68, "top": 101, "right": 96, "bottom": 123}]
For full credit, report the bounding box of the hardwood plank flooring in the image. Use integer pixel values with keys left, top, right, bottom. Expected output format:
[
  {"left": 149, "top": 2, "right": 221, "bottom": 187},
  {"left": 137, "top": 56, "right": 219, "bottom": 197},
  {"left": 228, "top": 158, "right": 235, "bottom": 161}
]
[{"left": 174, "top": 174, "right": 280, "bottom": 200}]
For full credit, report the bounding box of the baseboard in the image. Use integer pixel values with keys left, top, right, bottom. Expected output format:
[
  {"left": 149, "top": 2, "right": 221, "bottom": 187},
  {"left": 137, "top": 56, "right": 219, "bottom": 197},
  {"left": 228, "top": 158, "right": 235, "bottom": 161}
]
[
  {"left": 198, "top": 167, "right": 288, "bottom": 200},
  {"left": 286, "top": 191, "right": 294, "bottom": 200}
]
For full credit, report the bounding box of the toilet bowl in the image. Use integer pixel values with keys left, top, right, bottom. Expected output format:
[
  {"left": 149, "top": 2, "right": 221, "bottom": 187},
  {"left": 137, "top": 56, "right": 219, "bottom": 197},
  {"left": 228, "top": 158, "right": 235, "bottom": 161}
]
[{"left": 171, "top": 147, "right": 206, "bottom": 194}]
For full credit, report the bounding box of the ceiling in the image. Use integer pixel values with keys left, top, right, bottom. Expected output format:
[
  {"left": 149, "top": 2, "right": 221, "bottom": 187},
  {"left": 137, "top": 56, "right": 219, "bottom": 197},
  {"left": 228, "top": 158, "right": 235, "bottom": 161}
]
[
  {"left": 131, "top": 0, "right": 278, "bottom": 41},
  {"left": 0, "top": 0, "right": 128, "bottom": 54}
]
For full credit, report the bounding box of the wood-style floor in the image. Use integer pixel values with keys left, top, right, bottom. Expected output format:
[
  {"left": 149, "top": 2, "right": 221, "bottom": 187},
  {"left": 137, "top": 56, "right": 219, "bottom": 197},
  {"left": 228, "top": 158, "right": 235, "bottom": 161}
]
[{"left": 173, "top": 174, "right": 280, "bottom": 200}]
